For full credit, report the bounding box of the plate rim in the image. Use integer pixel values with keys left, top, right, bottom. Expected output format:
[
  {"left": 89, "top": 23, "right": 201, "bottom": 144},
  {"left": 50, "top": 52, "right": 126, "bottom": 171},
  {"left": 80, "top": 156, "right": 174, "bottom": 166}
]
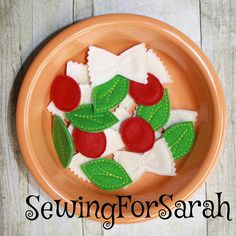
[{"left": 16, "top": 13, "right": 227, "bottom": 224}]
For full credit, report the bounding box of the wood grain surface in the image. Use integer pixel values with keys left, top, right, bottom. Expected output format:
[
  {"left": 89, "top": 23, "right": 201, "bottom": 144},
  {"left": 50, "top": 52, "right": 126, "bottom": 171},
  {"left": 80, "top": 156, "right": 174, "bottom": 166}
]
[{"left": 0, "top": 0, "right": 235, "bottom": 235}]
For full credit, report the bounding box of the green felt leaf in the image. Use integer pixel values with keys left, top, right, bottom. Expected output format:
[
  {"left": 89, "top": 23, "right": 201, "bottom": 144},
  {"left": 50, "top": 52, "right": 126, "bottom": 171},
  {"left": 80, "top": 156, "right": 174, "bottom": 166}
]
[
  {"left": 81, "top": 158, "right": 132, "bottom": 190},
  {"left": 93, "top": 75, "right": 129, "bottom": 112},
  {"left": 136, "top": 89, "right": 170, "bottom": 130},
  {"left": 66, "top": 104, "right": 118, "bottom": 132},
  {"left": 52, "top": 115, "right": 74, "bottom": 168},
  {"left": 163, "top": 121, "right": 195, "bottom": 160}
]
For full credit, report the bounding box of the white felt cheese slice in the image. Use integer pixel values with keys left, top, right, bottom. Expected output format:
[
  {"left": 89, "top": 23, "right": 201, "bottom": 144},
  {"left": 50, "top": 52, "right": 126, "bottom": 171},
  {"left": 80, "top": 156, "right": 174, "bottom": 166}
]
[
  {"left": 80, "top": 84, "right": 93, "bottom": 104},
  {"left": 88, "top": 44, "right": 148, "bottom": 86},
  {"left": 146, "top": 49, "right": 172, "bottom": 84},
  {"left": 164, "top": 110, "right": 197, "bottom": 129},
  {"left": 66, "top": 61, "right": 89, "bottom": 84},
  {"left": 102, "top": 129, "right": 125, "bottom": 156},
  {"left": 67, "top": 124, "right": 74, "bottom": 135},
  {"left": 155, "top": 131, "right": 162, "bottom": 140},
  {"left": 113, "top": 151, "right": 145, "bottom": 182},
  {"left": 69, "top": 153, "right": 94, "bottom": 182},
  {"left": 47, "top": 102, "right": 65, "bottom": 120},
  {"left": 143, "top": 138, "right": 176, "bottom": 176},
  {"left": 112, "top": 107, "right": 130, "bottom": 131},
  {"left": 119, "top": 94, "right": 135, "bottom": 111}
]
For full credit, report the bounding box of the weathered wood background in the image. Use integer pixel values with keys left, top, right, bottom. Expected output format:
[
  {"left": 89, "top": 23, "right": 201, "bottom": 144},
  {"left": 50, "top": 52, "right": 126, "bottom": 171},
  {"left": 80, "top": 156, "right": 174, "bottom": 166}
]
[{"left": 0, "top": 0, "right": 235, "bottom": 235}]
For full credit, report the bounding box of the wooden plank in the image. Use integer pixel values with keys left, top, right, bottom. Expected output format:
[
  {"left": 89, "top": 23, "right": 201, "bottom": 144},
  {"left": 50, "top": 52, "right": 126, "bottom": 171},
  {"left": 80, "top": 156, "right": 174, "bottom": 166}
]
[
  {"left": 200, "top": 0, "right": 236, "bottom": 235},
  {"left": 93, "top": 0, "right": 206, "bottom": 235},
  {"left": 0, "top": 0, "right": 83, "bottom": 235},
  {"left": 72, "top": 1, "right": 104, "bottom": 235},
  {"left": 93, "top": 0, "right": 201, "bottom": 45},
  {"left": 104, "top": 188, "right": 206, "bottom": 236},
  {"left": 0, "top": 1, "right": 33, "bottom": 235},
  {"left": 27, "top": 1, "right": 84, "bottom": 235},
  {"left": 73, "top": 0, "right": 93, "bottom": 21}
]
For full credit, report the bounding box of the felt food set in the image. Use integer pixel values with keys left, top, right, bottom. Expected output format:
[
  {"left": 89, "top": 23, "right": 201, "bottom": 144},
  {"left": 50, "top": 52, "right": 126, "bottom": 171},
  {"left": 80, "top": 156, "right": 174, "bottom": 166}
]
[{"left": 47, "top": 43, "right": 197, "bottom": 191}]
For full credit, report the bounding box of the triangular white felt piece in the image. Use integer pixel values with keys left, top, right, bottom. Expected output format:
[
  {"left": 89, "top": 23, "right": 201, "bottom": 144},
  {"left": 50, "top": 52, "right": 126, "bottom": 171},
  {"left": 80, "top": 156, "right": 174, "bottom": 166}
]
[
  {"left": 80, "top": 84, "right": 93, "bottom": 104},
  {"left": 143, "top": 138, "right": 176, "bottom": 176},
  {"left": 146, "top": 49, "right": 172, "bottom": 84},
  {"left": 119, "top": 43, "right": 148, "bottom": 84},
  {"left": 112, "top": 107, "right": 130, "bottom": 131},
  {"left": 164, "top": 110, "right": 197, "bottom": 129},
  {"left": 67, "top": 123, "right": 74, "bottom": 135},
  {"left": 88, "top": 46, "right": 118, "bottom": 87},
  {"left": 47, "top": 102, "right": 65, "bottom": 120},
  {"left": 66, "top": 61, "right": 89, "bottom": 84},
  {"left": 113, "top": 151, "right": 145, "bottom": 182},
  {"left": 87, "top": 44, "right": 148, "bottom": 86},
  {"left": 119, "top": 94, "right": 135, "bottom": 111},
  {"left": 102, "top": 129, "right": 125, "bottom": 156},
  {"left": 155, "top": 131, "right": 162, "bottom": 140},
  {"left": 69, "top": 153, "right": 94, "bottom": 182}
]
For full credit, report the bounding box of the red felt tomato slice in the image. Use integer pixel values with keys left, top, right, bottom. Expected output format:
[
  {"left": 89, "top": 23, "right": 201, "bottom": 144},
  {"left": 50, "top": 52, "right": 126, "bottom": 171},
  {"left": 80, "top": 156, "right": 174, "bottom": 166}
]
[
  {"left": 120, "top": 117, "right": 155, "bottom": 153},
  {"left": 72, "top": 128, "right": 106, "bottom": 158},
  {"left": 50, "top": 75, "right": 81, "bottom": 112},
  {"left": 129, "top": 73, "right": 164, "bottom": 106}
]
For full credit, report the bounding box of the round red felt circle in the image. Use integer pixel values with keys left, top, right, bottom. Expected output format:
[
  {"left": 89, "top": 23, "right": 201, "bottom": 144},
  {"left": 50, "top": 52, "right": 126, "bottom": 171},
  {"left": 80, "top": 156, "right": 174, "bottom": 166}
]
[
  {"left": 50, "top": 75, "right": 81, "bottom": 112},
  {"left": 129, "top": 73, "right": 164, "bottom": 106},
  {"left": 120, "top": 117, "right": 155, "bottom": 153},
  {"left": 72, "top": 128, "right": 106, "bottom": 158}
]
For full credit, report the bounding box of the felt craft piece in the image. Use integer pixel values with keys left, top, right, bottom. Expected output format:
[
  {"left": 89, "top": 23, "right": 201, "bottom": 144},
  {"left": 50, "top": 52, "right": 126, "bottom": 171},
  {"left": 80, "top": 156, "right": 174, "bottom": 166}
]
[
  {"left": 137, "top": 89, "right": 170, "bottom": 130},
  {"left": 88, "top": 44, "right": 148, "bottom": 86},
  {"left": 80, "top": 84, "right": 93, "bottom": 104},
  {"left": 120, "top": 117, "right": 155, "bottom": 153},
  {"left": 113, "top": 138, "right": 176, "bottom": 180},
  {"left": 47, "top": 102, "right": 65, "bottom": 120},
  {"left": 146, "top": 49, "right": 172, "bottom": 84},
  {"left": 66, "top": 104, "right": 118, "bottom": 132},
  {"left": 67, "top": 124, "right": 74, "bottom": 135},
  {"left": 72, "top": 128, "right": 106, "bottom": 158},
  {"left": 143, "top": 138, "right": 176, "bottom": 176},
  {"left": 155, "top": 131, "right": 162, "bottom": 139},
  {"left": 52, "top": 115, "right": 74, "bottom": 168},
  {"left": 113, "top": 151, "right": 145, "bottom": 182},
  {"left": 102, "top": 129, "right": 125, "bottom": 156},
  {"left": 129, "top": 73, "right": 164, "bottom": 106},
  {"left": 112, "top": 107, "right": 130, "bottom": 131},
  {"left": 69, "top": 153, "right": 94, "bottom": 182},
  {"left": 164, "top": 110, "right": 197, "bottom": 129},
  {"left": 93, "top": 75, "right": 129, "bottom": 112},
  {"left": 50, "top": 75, "right": 81, "bottom": 112},
  {"left": 66, "top": 61, "right": 89, "bottom": 84},
  {"left": 119, "top": 94, "right": 135, "bottom": 111},
  {"left": 163, "top": 121, "right": 195, "bottom": 160},
  {"left": 80, "top": 158, "right": 132, "bottom": 190}
]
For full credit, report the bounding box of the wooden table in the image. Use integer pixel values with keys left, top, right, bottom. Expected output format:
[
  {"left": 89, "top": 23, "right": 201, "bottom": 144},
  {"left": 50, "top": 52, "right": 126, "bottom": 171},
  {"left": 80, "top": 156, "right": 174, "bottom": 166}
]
[{"left": 0, "top": 1, "right": 235, "bottom": 235}]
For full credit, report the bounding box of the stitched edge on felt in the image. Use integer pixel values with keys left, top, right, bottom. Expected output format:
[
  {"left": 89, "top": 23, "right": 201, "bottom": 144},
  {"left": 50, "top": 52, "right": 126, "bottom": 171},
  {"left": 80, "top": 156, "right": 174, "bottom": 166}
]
[
  {"left": 53, "top": 116, "right": 74, "bottom": 167},
  {"left": 163, "top": 122, "right": 195, "bottom": 159},
  {"left": 66, "top": 106, "right": 118, "bottom": 132},
  {"left": 137, "top": 90, "right": 170, "bottom": 130},
  {"left": 121, "top": 118, "right": 155, "bottom": 152},
  {"left": 93, "top": 76, "right": 129, "bottom": 111},
  {"left": 81, "top": 159, "right": 132, "bottom": 190}
]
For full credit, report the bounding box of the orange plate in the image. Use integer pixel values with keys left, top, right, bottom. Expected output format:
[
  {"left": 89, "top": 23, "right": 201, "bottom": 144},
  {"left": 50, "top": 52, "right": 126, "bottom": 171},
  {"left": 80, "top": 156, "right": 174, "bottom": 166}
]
[{"left": 16, "top": 14, "right": 226, "bottom": 223}]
